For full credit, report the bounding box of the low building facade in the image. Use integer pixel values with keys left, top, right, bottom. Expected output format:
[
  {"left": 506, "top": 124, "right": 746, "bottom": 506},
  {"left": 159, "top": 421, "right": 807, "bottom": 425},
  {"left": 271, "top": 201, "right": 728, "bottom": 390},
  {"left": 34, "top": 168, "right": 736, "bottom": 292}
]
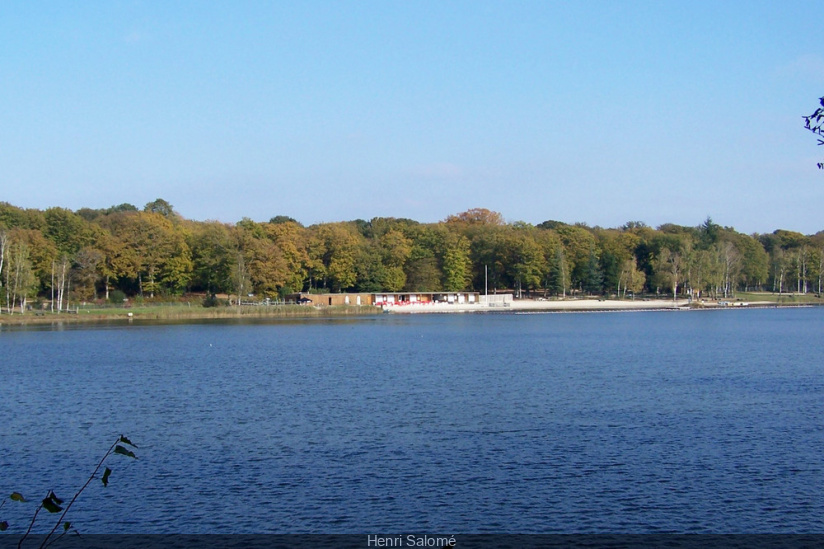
[
  {"left": 285, "top": 293, "right": 375, "bottom": 306},
  {"left": 372, "top": 292, "right": 480, "bottom": 306},
  {"left": 285, "top": 291, "right": 480, "bottom": 307}
]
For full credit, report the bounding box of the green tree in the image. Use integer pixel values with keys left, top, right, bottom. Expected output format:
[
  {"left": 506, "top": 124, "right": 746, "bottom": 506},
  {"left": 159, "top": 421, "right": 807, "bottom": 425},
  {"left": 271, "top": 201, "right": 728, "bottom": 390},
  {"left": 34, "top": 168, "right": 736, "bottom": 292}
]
[
  {"left": 0, "top": 227, "right": 7, "bottom": 307},
  {"left": 545, "top": 246, "right": 569, "bottom": 297},
  {"left": 717, "top": 240, "right": 741, "bottom": 298},
  {"left": 618, "top": 258, "right": 646, "bottom": 298},
  {"left": 441, "top": 231, "right": 471, "bottom": 291},
  {"left": 582, "top": 246, "right": 604, "bottom": 295},
  {"left": 355, "top": 242, "right": 386, "bottom": 292},
  {"left": 6, "top": 228, "right": 58, "bottom": 301},
  {"left": 71, "top": 246, "right": 104, "bottom": 301},
  {"left": 505, "top": 228, "right": 544, "bottom": 297},
  {"left": 377, "top": 230, "right": 412, "bottom": 291},
  {"left": 403, "top": 225, "right": 444, "bottom": 292},
  {"left": 597, "top": 229, "right": 639, "bottom": 295},
  {"left": 269, "top": 215, "right": 302, "bottom": 226},
  {"left": 188, "top": 221, "right": 234, "bottom": 295},
  {"left": 4, "top": 239, "right": 36, "bottom": 313},
  {"left": 737, "top": 233, "right": 769, "bottom": 291},
  {"left": 44, "top": 208, "right": 96, "bottom": 256},
  {"left": 655, "top": 247, "right": 683, "bottom": 299},
  {"left": 0, "top": 202, "right": 46, "bottom": 230},
  {"left": 231, "top": 251, "right": 252, "bottom": 308},
  {"left": 143, "top": 198, "right": 176, "bottom": 218},
  {"left": 556, "top": 225, "right": 597, "bottom": 293},
  {"left": 468, "top": 226, "right": 509, "bottom": 292}
]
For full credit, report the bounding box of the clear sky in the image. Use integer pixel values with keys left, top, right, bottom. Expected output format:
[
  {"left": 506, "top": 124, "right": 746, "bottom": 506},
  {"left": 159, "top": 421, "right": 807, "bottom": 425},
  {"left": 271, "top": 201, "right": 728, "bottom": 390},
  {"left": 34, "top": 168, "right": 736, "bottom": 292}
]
[{"left": 1, "top": 1, "right": 822, "bottom": 234}]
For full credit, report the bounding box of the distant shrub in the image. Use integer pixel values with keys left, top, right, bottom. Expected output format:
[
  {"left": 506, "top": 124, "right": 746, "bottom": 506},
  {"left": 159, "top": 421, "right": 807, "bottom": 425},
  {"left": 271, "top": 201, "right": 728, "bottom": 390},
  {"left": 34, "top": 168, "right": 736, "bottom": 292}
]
[
  {"left": 202, "top": 294, "right": 226, "bottom": 308},
  {"left": 108, "top": 290, "right": 126, "bottom": 305}
]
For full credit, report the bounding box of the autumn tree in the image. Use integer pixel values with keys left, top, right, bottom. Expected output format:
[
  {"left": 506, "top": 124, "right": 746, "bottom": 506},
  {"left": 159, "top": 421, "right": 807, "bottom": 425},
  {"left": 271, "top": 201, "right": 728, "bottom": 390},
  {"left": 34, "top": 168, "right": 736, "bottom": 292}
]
[
  {"left": 264, "top": 221, "right": 309, "bottom": 295},
  {"left": 232, "top": 219, "right": 291, "bottom": 299},
  {"left": 445, "top": 208, "right": 505, "bottom": 227},
  {"left": 94, "top": 230, "right": 138, "bottom": 300},
  {"left": 307, "top": 223, "right": 362, "bottom": 292},
  {"left": 102, "top": 211, "right": 192, "bottom": 297}
]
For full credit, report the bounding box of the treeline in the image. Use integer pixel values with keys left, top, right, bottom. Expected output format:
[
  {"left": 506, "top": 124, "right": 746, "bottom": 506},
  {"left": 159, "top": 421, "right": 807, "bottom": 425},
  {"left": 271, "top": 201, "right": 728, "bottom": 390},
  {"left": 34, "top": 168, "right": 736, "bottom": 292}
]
[{"left": 1, "top": 200, "right": 822, "bottom": 312}]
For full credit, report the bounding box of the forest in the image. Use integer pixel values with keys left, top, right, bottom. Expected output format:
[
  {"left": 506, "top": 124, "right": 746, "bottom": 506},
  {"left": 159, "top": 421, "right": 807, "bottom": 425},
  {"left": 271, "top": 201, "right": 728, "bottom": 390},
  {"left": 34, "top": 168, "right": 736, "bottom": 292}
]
[{"left": 1, "top": 199, "right": 822, "bottom": 313}]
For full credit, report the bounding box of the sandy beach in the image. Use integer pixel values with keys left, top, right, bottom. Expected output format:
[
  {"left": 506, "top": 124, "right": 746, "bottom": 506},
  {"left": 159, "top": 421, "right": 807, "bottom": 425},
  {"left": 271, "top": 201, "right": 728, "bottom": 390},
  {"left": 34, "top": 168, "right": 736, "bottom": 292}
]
[{"left": 383, "top": 298, "right": 694, "bottom": 314}]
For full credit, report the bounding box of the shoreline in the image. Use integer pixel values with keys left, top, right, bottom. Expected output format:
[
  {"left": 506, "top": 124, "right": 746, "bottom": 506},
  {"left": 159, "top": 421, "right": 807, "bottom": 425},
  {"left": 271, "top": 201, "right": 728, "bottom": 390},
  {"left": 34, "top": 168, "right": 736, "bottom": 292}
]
[
  {"left": 384, "top": 298, "right": 691, "bottom": 314},
  {"left": 0, "top": 304, "right": 377, "bottom": 326},
  {"left": 1, "top": 298, "right": 819, "bottom": 326},
  {"left": 384, "top": 298, "right": 824, "bottom": 314}
]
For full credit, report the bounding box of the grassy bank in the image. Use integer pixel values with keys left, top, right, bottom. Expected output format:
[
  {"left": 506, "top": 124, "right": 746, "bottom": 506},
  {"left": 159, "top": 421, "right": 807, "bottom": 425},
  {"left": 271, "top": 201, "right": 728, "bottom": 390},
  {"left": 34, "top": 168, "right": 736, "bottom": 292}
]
[
  {"left": 0, "top": 304, "right": 381, "bottom": 325},
  {"left": 731, "top": 291, "right": 822, "bottom": 304}
]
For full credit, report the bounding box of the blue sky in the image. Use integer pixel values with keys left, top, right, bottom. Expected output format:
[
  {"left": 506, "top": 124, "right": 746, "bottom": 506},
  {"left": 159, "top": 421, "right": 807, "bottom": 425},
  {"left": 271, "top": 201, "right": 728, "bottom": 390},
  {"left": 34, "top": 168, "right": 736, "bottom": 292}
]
[{"left": 1, "top": 1, "right": 822, "bottom": 234}]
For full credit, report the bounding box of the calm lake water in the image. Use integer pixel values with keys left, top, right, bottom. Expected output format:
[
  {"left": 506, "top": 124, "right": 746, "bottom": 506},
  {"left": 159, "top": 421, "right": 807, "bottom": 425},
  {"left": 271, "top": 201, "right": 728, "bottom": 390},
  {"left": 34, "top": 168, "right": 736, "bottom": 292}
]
[{"left": 1, "top": 308, "right": 823, "bottom": 534}]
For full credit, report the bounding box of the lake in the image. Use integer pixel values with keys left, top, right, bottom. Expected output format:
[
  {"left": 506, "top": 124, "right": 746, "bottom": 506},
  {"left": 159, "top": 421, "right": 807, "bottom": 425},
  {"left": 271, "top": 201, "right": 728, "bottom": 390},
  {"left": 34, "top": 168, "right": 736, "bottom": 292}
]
[{"left": 1, "top": 308, "right": 823, "bottom": 534}]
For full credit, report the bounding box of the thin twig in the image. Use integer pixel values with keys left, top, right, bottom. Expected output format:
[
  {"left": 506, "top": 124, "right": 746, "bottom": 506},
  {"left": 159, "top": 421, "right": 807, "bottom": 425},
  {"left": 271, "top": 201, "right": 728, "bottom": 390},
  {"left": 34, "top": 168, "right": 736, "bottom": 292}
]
[
  {"left": 17, "top": 501, "right": 44, "bottom": 549},
  {"left": 38, "top": 438, "right": 119, "bottom": 549}
]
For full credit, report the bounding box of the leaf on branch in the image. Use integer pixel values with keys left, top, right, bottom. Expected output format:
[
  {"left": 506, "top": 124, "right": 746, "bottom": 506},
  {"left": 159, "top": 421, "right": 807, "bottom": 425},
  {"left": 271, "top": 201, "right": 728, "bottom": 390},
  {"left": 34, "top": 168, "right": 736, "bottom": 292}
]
[
  {"left": 0, "top": 521, "right": 8, "bottom": 531},
  {"left": 102, "top": 467, "right": 112, "bottom": 487},
  {"left": 42, "top": 497, "right": 63, "bottom": 514},
  {"left": 48, "top": 491, "right": 63, "bottom": 505},
  {"left": 114, "top": 445, "right": 137, "bottom": 459},
  {"left": 10, "top": 492, "right": 27, "bottom": 502},
  {"left": 63, "top": 521, "right": 72, "bottom": 532},
  {"left": 119, "top": 435, "right": 137, "bottom": 448}
]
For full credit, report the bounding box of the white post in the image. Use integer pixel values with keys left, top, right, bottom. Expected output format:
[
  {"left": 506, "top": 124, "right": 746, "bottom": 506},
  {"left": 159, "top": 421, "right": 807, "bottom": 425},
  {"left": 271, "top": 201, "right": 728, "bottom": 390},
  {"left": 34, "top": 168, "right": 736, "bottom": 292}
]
[{"left": 485, "top": 265, "right": 488, "bottom": 304}]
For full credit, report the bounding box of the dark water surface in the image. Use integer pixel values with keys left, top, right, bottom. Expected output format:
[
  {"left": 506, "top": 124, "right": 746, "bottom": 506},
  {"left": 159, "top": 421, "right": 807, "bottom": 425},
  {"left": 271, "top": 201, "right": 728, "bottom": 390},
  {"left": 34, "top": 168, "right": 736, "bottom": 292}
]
[{"left": 2, "top": 308, "right": 823, "bottom": 533}]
